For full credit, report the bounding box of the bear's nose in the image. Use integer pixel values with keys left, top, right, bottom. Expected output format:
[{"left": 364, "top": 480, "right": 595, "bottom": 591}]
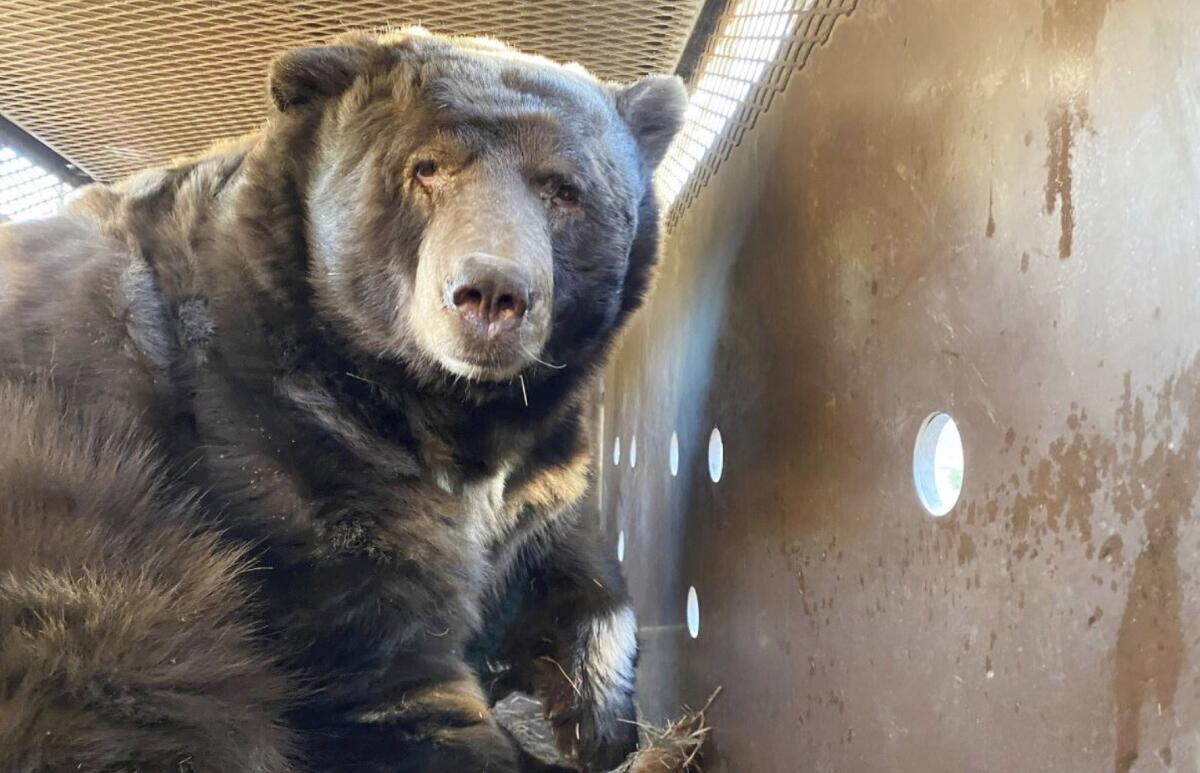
[{"left": 447, "top": 254, "right": 531, "bottom": 336}]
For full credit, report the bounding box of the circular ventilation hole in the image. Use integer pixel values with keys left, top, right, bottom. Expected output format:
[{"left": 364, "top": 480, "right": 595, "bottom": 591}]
[
  {"left": 617, "top": 530, "right": 625, "bottom": 563},
  {"left": 629, "top": 435, "right": 637, "bottom": 469},
  {"left": 612, "top": 436, "right": 621, "bottom": 467},
  {"left": 707, "top": 427, "right": 724, "bottom": 483},
  {"left": 912, "top": 412, "right": 964, "bottom": 516},
  {"left": 686, "top": 586, "right": 700, "bottom": 639},
  {"left": 669, "top": 431, "right": 680, "bottom": 477}
]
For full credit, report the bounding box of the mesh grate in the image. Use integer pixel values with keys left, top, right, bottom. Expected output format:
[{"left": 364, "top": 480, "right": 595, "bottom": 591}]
[
  {"left": 0, "top": 1, "right": 705, "bottom": 183},
  {"left": 0, "top": 146, "right": 75, "bottom": 223},
  {"left": 659, "top": 0, "right": 856, "bottom": 225}
]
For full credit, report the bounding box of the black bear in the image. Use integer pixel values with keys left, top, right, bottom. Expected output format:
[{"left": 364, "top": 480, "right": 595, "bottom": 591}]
[{"left": 0, "top": 28, "right": 686, "bottom": 773}]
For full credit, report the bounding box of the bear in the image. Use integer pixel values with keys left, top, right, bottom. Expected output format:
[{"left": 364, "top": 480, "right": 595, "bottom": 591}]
[{"left": 0, "top": 28, "right": 686, "bottom": 773}]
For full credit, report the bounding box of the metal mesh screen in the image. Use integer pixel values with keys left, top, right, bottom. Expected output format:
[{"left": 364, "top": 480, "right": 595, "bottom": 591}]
[
  {"left": 0, "top": 1, "right": 705, "bottom": 183},
  {"left": 659, "top": 0, "right": 856, "bottom": 225},
  {"left": 0, "top": 146, "right": 75, "bottom": 223}
]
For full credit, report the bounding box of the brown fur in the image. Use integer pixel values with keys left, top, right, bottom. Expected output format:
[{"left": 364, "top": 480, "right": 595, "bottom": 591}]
[{"left": 0, "top": 382, "right": 296, "bottom": 773}]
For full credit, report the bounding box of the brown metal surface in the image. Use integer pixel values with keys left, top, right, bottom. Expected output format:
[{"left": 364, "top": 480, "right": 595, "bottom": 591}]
[
  {"left": 0, "top": 0, "right": 704, "bottom": 182},
  {"left": 600, "top": 0, "right": 1200, "bottom": 770}
]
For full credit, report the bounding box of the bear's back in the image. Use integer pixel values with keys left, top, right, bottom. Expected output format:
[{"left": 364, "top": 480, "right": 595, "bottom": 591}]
[{"left": 0, "top": 192, "right": 175, "bottom": 419}]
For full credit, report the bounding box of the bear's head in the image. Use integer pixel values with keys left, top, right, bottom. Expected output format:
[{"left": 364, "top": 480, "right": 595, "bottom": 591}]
[{"left": 268, "top": 29, "right": 686, "bottom": 388}]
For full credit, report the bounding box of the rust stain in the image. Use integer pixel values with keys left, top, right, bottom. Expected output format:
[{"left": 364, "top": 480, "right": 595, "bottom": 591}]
[
  {"left": 1044, "top": 104, "right": 1076, "bottom": 259},
  {"left": 1112, "top": 372, "right": 1146, "bottom": 526},
  {"left": 957, "top": 533, "right": 977, "bottom": 565},
  {"left": 986, "top": 184, "right": 997, "bottom": 238},
  {"left": 1111, "top": 366, "right": 1196, "bottom": 773},
  {"left": 1041, "top": 0, "right": 1113, "bottom": 58},
  {"left": 964, "top": 358, "right": 1197, "bottom": 773},
  {"left": 1039, "top": 0, "right": 1110, "bottom": 260},
  {"left": 1008, "top": 427, "right": 1103, "bottom": 546},
  {"left": 783, "top": 540, "right": 816, "bottom": 617}
]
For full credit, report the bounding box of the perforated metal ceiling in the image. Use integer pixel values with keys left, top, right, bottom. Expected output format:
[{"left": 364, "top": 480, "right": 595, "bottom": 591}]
[
  {"left": 659, "top": 0, "right": 856, "bottom": 222},
  {"left": 0, "top": 1, "right": 705, "bottom": 183}
]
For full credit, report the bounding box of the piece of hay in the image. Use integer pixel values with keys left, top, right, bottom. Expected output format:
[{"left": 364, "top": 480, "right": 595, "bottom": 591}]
[
  {"left": 611, "top": 688, "right": 721, "bottom": 773},
  {"left": 495, "top": 688, "right": 722, "bottom": 772}
]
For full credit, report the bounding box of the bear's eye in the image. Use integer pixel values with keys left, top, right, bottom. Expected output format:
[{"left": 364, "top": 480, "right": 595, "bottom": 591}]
[
  {"left": 540, "top": 176, "right": 582, "bottom": 209},
  {"left": 554, "top": 183, "right": 581, "bottom": 207},
  {"left": 413, "top": 159, "right": 440, "bottom": 182}
]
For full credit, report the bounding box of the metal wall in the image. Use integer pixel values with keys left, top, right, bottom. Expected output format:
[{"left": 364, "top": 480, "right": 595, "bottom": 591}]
[{"left": 600, "top": 1, "right": 1200, "bottom": 770}]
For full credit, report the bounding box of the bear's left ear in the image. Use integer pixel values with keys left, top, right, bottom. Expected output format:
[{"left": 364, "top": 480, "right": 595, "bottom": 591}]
[
  {"left": 268, "top": 45, "right": 371, "bottom": 112},
  {"left": 615, "top": 75, "right": 689, "bottom": 169}
]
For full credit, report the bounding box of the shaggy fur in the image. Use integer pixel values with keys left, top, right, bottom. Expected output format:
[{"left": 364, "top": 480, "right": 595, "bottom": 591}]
[
  {"left": 0, "top": 383, "right": 296, "bottom": 773},
  {"left": 0, "top": 28, "right": 685, "bottom": 773}
]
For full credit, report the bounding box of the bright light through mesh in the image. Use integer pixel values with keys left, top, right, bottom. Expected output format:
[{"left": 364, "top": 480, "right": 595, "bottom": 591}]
[
  {"left": 0, "top": 147, "right": 73, "bottom": 223},
  {"left": 656, "top": 0, "right": 853, "bottom": 219}
]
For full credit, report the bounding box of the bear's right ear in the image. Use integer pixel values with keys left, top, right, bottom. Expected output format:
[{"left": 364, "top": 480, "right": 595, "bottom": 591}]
[
  {"left": 616, "top": 74, "right": 689, "bottom": 170},
  {"left": 268, "top": 45, "right": 370, "bottom": 112}
]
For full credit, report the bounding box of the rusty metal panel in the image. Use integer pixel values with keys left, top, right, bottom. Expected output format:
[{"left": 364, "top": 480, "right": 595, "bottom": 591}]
[{"left": 601, "top": 0, "right": 1200, "bottom": 770}]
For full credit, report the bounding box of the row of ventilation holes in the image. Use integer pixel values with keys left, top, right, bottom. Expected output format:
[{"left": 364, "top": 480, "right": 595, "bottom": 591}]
[
  {"left": 610, "top": 427, "right": 722, "bottom": 641},
  {"left": 609, "top": 414, "right": 967, "bottom": 642},
  {"left": 610, "top": 427, "right": 723, "bottom": 482}
]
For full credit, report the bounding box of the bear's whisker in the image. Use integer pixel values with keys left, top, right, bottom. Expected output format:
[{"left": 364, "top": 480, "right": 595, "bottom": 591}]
[{"left": 523, "top": 346, "right": 566, "bottom": 370}]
